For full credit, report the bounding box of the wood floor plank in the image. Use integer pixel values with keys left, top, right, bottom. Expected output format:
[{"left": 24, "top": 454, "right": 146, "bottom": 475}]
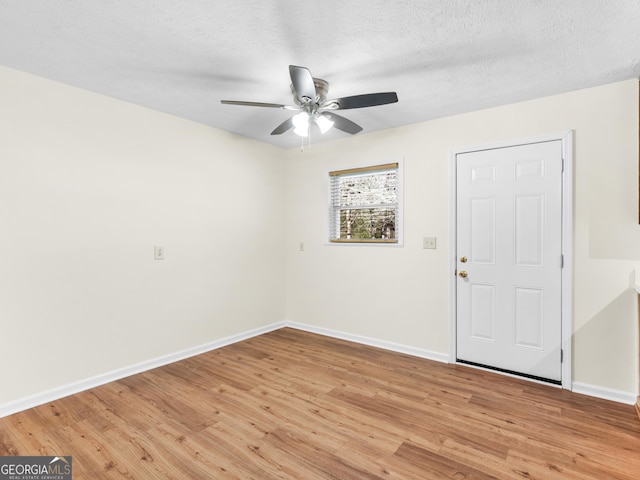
[{"left": 1, "top": 327, "right": 639, "bottom": 479}]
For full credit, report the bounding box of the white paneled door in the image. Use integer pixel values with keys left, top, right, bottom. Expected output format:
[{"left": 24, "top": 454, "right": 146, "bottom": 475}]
[{"left": 455, "top": 140, "right": 563, "bottom": 383}]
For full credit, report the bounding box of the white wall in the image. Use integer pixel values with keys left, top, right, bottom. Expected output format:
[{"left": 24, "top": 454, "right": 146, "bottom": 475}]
[
  {"left": 1, "top": 64, "right": 637, "bottom": 409},
  {"left": 0, "top": 66, "right": 286, "bottom": 406},
  {"left": 285, "top": 79, "right": 639, "bottom": 396}
]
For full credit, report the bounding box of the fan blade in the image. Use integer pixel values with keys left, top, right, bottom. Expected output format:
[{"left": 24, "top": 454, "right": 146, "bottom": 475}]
[
  {"left": 289, "top": 65, "right": 316, "bottom": 103},
  {"left": 331, "top": 92, "right": 398, "bottom": 110},
  {"left": 271, "top": 117, "right": 294, "bottom": 135},
  {"left": 221, "top": 100, "right": 290, "bottom": 108},
  {"left": 323, "top": 112, "right": 363, "bottom": 135}
]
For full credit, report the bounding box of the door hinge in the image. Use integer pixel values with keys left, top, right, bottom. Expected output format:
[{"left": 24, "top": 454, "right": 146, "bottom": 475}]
[
  {"left": 561, "top": 349, "right": 564, "bottom": 363},
  {"left": 561, "top": 157, "right": 565, "bottom": 173},
  {"left": 560, "top": 254, "right": 564, "bottom": 268}
]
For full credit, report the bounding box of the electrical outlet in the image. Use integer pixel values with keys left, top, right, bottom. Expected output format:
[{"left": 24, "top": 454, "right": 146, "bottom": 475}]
[
  {"left": 423, "top": 237, "right": 437, "bottom": 249},
  {"left": 299, "top": 242, "right": 305, "bottom": 252}
]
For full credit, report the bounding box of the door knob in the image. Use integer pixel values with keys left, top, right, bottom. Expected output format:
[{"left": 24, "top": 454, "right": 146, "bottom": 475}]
[
  {"left": 458, "top": 270, "right": 468, "bottom": 278},
  {"left": 459, "top": 256, "right": 467, "bottom": 263}
]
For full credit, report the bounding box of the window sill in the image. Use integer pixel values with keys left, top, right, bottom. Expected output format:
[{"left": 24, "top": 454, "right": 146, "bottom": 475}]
[{"left": 329, "top": 239, "right": 399, "bottom": 245}]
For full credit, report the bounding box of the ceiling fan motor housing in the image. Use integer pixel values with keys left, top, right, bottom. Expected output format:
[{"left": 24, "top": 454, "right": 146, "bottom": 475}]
[{"left": 291, "top": 78, "right": 329, "bottom": 107}]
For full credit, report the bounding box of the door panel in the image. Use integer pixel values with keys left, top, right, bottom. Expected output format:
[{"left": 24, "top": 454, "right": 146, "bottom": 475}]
[
  {"left": 514, "top": 194, "right": 544, "bottom": 266},
  {"left": 514, "top": 287, "right": 543, "bottom": 348},
  {"left": 470, "top": 197, "right": 495, "bottom": 264},
  {"left": 470, "top": 284, "right": 496, "bottom": 340},
  {"left": 456, "top": 140, "right": 563, "bottom": 382}
]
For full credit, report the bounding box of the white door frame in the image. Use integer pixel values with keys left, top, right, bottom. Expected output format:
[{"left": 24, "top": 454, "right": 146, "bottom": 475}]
[{"left": 449, "top": 131, "right": 574, "bottom": 390}]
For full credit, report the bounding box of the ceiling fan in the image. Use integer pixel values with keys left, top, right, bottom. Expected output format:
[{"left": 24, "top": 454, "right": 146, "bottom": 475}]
[{"left": 221, "top": 65, "right": 398, "bottom": 137}]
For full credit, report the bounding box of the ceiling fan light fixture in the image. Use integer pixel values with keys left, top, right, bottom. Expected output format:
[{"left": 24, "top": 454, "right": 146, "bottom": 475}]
[
  {"left": 292, "top": 111, "right": 310, "bottom": 137},
  {"left": 293, "top": 126, "right": 309, "bottom": 137},
  {"left": 316, "top": 114, "right": 334, "bottom": 134}
]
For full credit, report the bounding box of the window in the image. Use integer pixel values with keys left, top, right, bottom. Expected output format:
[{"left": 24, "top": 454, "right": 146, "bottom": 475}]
[{"left": 329, "top": 162, "right": 401, "bottom": 244}]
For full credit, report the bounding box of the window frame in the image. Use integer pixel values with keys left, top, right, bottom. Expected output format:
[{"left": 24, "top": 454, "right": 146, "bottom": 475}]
[{"left": 327, "top": 160, "right": 403, "bottom": 246}]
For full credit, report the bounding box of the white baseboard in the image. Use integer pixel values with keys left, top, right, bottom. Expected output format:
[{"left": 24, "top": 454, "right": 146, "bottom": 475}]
[
  {"left": 3, "top": 321, "right": 635, "bottom": 418},
  {"left": 0, "top": 321, "right": 286, "bottom": 419},
  {"left": 571, "top": 382, "right": 637, "bottom": 405},
  {"left": 285, "top": 321, "right": 450, "bottom": 364}
]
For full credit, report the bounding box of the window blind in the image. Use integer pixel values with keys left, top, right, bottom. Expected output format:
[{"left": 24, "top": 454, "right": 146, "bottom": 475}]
[{"left": 329, "top": 163, "right": 399, "bottom": 243}]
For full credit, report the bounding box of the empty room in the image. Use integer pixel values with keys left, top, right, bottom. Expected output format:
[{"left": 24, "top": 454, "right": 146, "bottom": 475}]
[{"left": 1, "top": 1, "right": 639, "bottom": 479}]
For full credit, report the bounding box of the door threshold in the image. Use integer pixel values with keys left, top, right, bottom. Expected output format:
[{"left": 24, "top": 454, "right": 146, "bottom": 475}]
[{"left": 456, "top": 359, "right": 562, "bottom": 386}]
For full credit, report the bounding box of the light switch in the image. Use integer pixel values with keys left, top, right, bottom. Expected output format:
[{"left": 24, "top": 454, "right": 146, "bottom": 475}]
[
  {"left": 423, "top": 237, "right": 437, "bottom": 249},
  {"left": 154, "top": 245, "right": 165, "bottom": 260}
]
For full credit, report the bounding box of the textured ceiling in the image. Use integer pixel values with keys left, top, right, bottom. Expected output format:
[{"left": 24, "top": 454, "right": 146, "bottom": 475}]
[{"left": 1, "top": 1, "right": 639, "bottom": 149}]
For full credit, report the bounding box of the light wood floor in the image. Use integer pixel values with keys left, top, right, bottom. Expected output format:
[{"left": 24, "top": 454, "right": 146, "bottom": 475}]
[{"left": 1, "top": 328, "right": 639, "bottom": 479}]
